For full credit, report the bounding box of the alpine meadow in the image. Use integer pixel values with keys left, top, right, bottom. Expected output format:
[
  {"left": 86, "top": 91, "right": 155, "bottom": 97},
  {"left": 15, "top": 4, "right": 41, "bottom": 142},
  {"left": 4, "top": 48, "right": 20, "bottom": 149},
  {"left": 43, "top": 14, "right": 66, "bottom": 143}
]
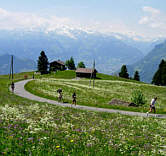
[{"left": 1, "top": 0, "right": 166, "bottom": 155}]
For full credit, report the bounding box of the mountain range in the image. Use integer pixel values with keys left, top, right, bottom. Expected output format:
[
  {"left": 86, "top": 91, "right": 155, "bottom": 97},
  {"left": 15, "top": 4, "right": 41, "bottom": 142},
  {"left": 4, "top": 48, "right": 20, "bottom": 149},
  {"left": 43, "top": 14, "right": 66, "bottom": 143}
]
[{"left": 0, "top": 29, "right": 151, "bottom": 74}]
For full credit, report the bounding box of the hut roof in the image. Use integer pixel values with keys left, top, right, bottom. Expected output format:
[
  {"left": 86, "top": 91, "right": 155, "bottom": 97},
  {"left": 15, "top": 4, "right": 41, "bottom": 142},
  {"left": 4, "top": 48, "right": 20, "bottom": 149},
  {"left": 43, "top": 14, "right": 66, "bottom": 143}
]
[
  {"left": 50, "top": 60, "right": 65, "bottom": 66},
  {"left": 76, "top": 68, "right": 95, "bottom": 73}
]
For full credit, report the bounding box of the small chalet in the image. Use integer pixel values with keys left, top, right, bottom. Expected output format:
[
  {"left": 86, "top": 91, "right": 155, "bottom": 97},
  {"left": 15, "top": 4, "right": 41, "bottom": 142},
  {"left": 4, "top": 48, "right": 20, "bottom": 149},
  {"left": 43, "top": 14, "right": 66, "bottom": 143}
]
[
  {"left": 76, "top": 68, "right": 97, "bottom": 78},
  {"left": 49, "top": 60, "right": 66, "bottom": 71}
]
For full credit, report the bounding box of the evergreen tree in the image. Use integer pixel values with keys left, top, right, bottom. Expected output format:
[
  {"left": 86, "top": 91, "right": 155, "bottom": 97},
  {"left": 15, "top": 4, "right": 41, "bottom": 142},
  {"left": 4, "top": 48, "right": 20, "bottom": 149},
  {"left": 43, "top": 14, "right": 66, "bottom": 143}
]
[
  {"left": 152, "top": 59, "right": 166, "bottom": 85},
  {"left": 65, "top": 57, "right": 76, "bottom": 70},
  {"left": 161, "top": 60, "right": 166, "bottom": 85},
  {"left": 133, "top": 70, "right": 140, "bottom": 81},
  {"left": 37, "top": 51, "right": 49, "bottom": 74},
  {"left": 70, "top": 57, "right": 76, "bottom": 70},
  {"left": 77, "top": 61, "right": 86, "bottom": 68},
  {"left": 119, "top": 65, "right": 129, "bottom": 79},
  {"left": 65, "top": 60, "right": 70, "bottom": 69}
]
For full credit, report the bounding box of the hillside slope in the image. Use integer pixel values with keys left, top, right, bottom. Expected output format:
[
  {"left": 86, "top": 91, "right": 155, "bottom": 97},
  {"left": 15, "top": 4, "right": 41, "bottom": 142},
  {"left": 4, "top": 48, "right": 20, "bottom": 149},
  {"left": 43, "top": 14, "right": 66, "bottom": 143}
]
[
  {"left": 0, "top": 72, "right": 166, "bottom": 155},
  {"left": 128, "top": 40, "right": 166, "bottom": 83},
  {"left": 25, "top": 71, "right": 166, "bottom": 114}
]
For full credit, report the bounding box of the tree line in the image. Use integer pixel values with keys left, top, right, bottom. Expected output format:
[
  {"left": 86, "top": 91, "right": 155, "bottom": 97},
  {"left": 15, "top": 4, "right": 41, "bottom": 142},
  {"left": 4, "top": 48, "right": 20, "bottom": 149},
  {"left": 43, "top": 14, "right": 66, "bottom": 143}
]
[
  {"left": 65, "top": 57, "right": 85, "bottom": 70},
  {"left": 119, "top": 65, "right": 140, "bottom": 81},
  {"left": 119, "top": 59, "right": 166, "bottom": 86},
  {"left": 37, "top": 51, "right": 86, "bottom": 74}
]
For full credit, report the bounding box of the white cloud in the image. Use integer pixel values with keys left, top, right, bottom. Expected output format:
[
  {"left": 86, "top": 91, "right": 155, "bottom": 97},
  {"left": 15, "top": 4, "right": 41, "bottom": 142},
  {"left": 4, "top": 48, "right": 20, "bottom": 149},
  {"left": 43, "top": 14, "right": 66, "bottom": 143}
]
[
  {"left": 143, "top": 6, "right": 160, "bottom": 15},
  {"left": 0, "top": 8, "right": 72, "bottom": 31},
  {"left": 0, "top": 8, "right": 139, "bottom": 37},
  {"left": 139, "top": 16, "right": 149, "bottom": 25},
  {"left": 139, "top": 6, "right": 166, "bottom": 30},
  {"left": 0, "top": 7, "right": 161, "bottom": 41}
]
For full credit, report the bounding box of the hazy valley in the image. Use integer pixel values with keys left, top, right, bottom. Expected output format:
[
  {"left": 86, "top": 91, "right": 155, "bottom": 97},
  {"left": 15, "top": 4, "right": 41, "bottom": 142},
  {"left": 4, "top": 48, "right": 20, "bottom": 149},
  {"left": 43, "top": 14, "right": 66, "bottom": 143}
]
[{"left": 0, "top": 29, "right": 162, "bottom": 80}]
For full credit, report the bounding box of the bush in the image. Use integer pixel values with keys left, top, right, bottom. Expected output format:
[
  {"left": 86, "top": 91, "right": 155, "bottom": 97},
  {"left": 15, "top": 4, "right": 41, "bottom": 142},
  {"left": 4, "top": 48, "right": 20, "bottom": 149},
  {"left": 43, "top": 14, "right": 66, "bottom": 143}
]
[{"left": 131, "top": 90, "right": 147, "bottom": 107}]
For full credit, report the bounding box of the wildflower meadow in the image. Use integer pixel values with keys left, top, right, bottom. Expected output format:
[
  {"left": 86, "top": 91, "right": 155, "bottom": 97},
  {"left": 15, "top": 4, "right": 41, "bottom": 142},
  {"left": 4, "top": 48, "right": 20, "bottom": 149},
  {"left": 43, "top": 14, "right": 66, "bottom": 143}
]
[
  {"left": 1, "top": 102, "right": 166, "bottom": 155},
  {"left": 0, "top": 72, "right": 166, "bottom": 155}
]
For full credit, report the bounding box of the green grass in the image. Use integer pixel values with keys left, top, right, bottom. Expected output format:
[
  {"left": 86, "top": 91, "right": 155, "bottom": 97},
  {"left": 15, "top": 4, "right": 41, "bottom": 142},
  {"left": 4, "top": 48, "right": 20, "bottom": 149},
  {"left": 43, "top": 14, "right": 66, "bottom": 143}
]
[
  {"left": 32, "top": 70, "right": 76, "bottom": 79},
  {"left": 25, "top": 71, "right": 166, "bottom": 114},
  {"left": 96, "top": 73, "right": 144, "bottom": 83},
  {"left": 1, "top": 71, "right": 166, "bottom": 155}
]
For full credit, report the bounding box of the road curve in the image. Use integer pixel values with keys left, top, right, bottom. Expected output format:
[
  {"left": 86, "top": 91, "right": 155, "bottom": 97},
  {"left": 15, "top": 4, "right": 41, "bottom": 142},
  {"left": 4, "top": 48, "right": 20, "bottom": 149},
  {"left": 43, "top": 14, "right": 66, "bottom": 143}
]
[{"left": 12, "top": 79, "right": 166, "bottom": 119}]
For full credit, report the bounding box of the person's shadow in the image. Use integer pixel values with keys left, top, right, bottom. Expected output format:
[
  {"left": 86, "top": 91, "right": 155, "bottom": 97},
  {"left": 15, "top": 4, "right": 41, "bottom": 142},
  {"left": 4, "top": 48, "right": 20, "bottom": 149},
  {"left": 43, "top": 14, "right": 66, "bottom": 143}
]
[{"left": 62, "top": 101, "right": 68, "bottom": 103}]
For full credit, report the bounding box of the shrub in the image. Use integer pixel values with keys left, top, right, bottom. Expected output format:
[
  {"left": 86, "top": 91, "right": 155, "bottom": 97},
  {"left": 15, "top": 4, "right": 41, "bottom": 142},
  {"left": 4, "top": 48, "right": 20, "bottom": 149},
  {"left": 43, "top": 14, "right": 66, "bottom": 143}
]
[{"left": 131, "top": 90, "right": 147, "bottom": 107}]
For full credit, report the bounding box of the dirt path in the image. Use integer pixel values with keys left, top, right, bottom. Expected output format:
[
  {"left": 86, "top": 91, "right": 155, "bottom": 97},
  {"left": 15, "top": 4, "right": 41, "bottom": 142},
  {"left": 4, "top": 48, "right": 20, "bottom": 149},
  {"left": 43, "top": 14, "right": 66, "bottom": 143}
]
[{"left": 12, "top": 79, "right": 166, "bottom": 119}]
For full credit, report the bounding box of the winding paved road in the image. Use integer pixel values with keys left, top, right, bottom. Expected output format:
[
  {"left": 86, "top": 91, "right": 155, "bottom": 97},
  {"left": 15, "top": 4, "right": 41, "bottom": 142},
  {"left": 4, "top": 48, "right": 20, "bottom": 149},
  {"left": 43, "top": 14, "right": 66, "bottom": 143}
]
[{"left": 12, "top": 79, "right": 166, "bottom": 119}]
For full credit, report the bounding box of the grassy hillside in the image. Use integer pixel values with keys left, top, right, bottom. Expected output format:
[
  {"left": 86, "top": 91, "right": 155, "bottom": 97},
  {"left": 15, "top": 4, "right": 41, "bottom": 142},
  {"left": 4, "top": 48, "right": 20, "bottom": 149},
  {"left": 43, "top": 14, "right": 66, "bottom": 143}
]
[
  {"left": 26, "top": 71, "right": 166, "bottom": 114},
  {"left": 0, "top": 72, "right": 166, "bottom": 155}
]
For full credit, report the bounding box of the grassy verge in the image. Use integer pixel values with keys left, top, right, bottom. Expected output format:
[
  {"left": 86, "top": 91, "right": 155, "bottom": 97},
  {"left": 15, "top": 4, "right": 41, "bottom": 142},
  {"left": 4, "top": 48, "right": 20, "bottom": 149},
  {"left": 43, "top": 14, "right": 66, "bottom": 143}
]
[{"left": 1, "top": 72, "right": 166, "bottom": 155}]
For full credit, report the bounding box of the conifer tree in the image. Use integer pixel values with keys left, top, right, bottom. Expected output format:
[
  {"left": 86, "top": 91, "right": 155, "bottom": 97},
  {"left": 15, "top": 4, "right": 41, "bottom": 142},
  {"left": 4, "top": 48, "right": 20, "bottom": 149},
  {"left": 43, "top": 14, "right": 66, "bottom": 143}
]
[
  {"left": 70, "top": 57, "right": 76, "bottom": 70},
  {"left": 119, "top": 65, "right": 129, "bottom": 79},
  {"left": 65, "top": 57, "right": 76, "bottom": 70},
  {"left": 133, "top": 70, "right": 140, "bottom": 81},
  {"left": 152, "top": 59, "right": 166, "bottom": 85},
  {"left": 37, "top": 51, "right": 49, "bottom": 74},
  {"left": 65, "top": 60, "right": 70, "bottom": 69}
]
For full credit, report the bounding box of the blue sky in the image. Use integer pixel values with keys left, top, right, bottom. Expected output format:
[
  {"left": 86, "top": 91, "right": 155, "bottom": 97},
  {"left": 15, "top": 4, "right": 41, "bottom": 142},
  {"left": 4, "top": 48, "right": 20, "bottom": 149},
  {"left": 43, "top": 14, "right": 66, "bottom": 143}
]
[{"left": 0, "top": 0, "right": 166, "bottom": 40}]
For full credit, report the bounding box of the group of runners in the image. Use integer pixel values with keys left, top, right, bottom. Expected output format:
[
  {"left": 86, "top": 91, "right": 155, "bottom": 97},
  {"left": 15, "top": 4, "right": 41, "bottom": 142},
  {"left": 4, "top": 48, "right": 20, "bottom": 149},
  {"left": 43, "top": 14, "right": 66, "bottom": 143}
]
[
  {"left": 56, "top": 87, "right": 158, "bottom": 113},
  {"left": 10, "top": 82, "right": 77, "bottom": 106},
  {"left": 57, "top": 89, "right": 77, "bottom": 106}
]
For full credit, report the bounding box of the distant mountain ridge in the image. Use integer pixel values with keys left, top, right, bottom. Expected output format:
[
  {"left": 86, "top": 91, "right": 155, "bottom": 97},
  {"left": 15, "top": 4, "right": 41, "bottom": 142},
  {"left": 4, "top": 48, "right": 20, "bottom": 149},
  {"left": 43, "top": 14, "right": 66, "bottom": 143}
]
[
  {"left": 0, "top": 54, "right": 36, "bottom": 75},
  {"left": 0, "top": 29, "right": 145, "bottom": 74},
  {"left": 128, "top": 40, "right": 166, "bottom": 83}
]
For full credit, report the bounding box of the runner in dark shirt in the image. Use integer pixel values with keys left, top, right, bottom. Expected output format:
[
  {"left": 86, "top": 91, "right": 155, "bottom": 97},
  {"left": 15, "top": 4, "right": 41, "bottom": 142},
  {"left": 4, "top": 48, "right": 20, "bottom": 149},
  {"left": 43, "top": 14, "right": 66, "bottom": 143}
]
[
  {"left": 72, "top": 92, "right": 76, "bottom": 106},
  {"left": 11, "top": 82, "right": 15, "bottom": 93}
]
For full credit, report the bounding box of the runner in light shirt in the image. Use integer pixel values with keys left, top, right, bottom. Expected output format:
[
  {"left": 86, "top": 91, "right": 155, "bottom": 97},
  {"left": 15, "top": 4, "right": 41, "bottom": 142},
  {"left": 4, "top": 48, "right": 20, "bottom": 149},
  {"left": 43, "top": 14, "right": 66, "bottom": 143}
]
[{"left": 147, "top": 97, "right": 157, "bottom": 115}]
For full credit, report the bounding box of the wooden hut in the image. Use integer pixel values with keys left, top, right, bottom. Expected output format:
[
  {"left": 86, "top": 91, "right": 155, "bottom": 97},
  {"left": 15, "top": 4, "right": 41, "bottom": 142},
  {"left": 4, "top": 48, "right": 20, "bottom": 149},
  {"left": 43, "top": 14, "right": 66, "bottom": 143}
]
[
  {"left": 75, "top": 68, "right": 97, "bottom": 78},
  {"left": 49, "top": 60, "right": 66, "bottom": 71}
]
